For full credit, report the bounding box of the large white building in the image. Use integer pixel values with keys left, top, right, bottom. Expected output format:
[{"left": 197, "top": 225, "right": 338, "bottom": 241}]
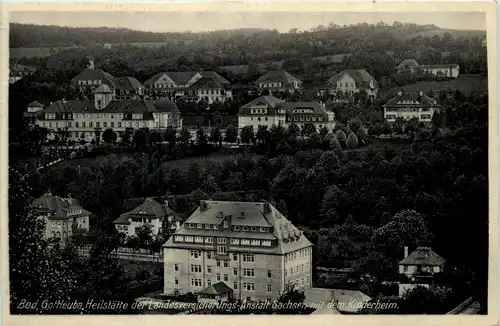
[
  {"left": 238, "top": 95, "right": 336, "bottom": 132},
  {"left": 383, "top": 91, "right": 441, "bottom": 123},
  {"left": 162, "top": 200, "right": 313, "bottom": 302},
  {"left": 324, "top": 69, "right": 379, "bottom": 99},
  {"left": 396, "top": 59, "right": 460, "bottom": 79}
]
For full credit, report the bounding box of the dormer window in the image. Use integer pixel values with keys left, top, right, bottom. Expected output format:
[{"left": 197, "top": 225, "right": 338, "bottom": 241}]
[
  {"left": 216, "top": 212, "right": 223, "bottom": 218},
  {"left": 205, "top": 224, "right": 211, "bottom": 229},
  {"left": 223, "top": 220, "right": 229, "bottom": 228},
  {"left": 259, "top": 227, "right": 266, "bottom": 232},
  {"left": 197, "top": 224, "right": 202, "bottom": 229},
  {"left": 243, "top": 226, "right": 248, "bottom": 231},
  {"left": 234, "top": 226, "right": 240, "bottom": 231},
  {"left": 251, "top": 227, "right": 256, "bottom": 231}
]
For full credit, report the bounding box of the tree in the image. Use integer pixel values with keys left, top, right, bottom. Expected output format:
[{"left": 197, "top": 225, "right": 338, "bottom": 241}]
[
  {"left": 393, "top": 117, "right": 406, "bottom": 135},
  {"left": 319, "top": 126, "right": 329, "bottom": 138},
  {"left": 135, "top": 224, "right": 154, "bottom": 250},
  {"left": 302, "top": 123, "right": 316, "bottom": 136},
  {"left": 196, "top": 126, "right": 209, "bottom": 153},
  {"left": 163, "top": 125, "right": 177, "bottom": 147},
  {"left": 121, "top": 128, "right": 133, "bottom": 144},
  {"left": 346, "top": 132, "right": 359, "bottom": 149},
  {"left": 320, "top": 185, "right": 350, "bottom": 224},
  {"left": 356, "top": 126, "right": 368, "bottom": 145},
  {"left": 348, "top": 118, "right": 362, "bottom": 133},
  {"left": 329, "top": 136, "right": 343, "bottom": 154},
  {"left": 148, "top": 131, "right": 162, "bottom": 145},
  {"left": 133, "top": 128, "right": 147, "bottom": 147},
  {"left": 240, "top": 126, "right": 255, "bottom": 144},
  {"left": 179, "top": 127, "right": 192, "bottom": 146},
  {"left": 209, "top": 127, "right": 222, "bottom": 147},
  {"left": 276, "top": 139, "right": 292, "bottom": 155},
  {"left": 275, "top": 284, "right": 307, "bottom": 314},
  {"left": 370, "top": 123, "right": 383, "bottom": 137},
  {"left": 256, "top": 125, "right": 270, "bottom": 144},
  {"left": 287, "top": 123, "right": 300, "bottom": 138},
  {"left": 224, "top": 124, "right": 238, "bottom": 143},
  {"left": 397, "top": 286, "right": 454, "bottom": 314},
  {"left": 336, "top": 129, "right": 347, "bottom": 147},
  {"left": 382, "top": 121, "right": 392, "bottom": 136},
  {"left": 307, "top": 132, "right": 322, "bottom": 149},
  {"left": 102, "top": 128, "right": 117, "bottom": 144},
  {"left": 201, "top": 174, "right": 220, "bottom": 194}
]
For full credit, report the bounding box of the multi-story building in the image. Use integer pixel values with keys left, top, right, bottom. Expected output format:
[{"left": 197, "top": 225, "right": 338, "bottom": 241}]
[
  {"left": 398, "top": 246, "right": 446, "bottom": 296},
  {"left": 35, "top": 90, "right": 183, "bottom": 142},
  {"left": 24, "top": 100, "right": 44, "bottom": 123},
  {"left": 383, "top": 91, "right": 441, "bottom": 123},
  {"left": 162, "top": 200, "right": 313, "bottom": 302},
  {"left": 143, "top": 71, "right": 231, "bottom": 103},
  {"left": 254, "top": 70, "right": 303, "bottom": 94},
  {"left": 324, "top": 69, "right": 379, "bottom": 98},
  {"left": 31, "top": 193, "right": 91, "bottom": 245},
  {"left": 238, "top": 95, "right": 336, "bottom": 132},
  {"left": 396, "top": 59, "right": 460, "bottom": 78},
  {"left": 113, "top": 198, "right": 177, "bottom": 237}
]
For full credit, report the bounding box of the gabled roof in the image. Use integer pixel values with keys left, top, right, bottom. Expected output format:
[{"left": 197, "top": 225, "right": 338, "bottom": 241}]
[
  {"left": 238, "top": 95, "right": 285, "bottom": 115},
  {"left": 114, "top": 198, "right": 167, "bottom": 224},
  {"left": 163, "top": 201, "right": 313, "bottom": 255},
  {"left": 114, "top": 76, "right": 144, "bottom": 91},
  {"left": 327, "top": 69, "right": 379, "bottom": 89},
  {"left": 198, "top": 282, "right": 233, "bottom": 295},
  {"left": 71, "top": 68, "right": 116, "bottom": 88},
  {"left": 190, "top": 77, "right": 226, "bottom": 89},
  {"left": 398, "top": 247, "right": 446, "bottom": 266},
  {"left": 143, "top": 71, "right": 198, "bottom": 86},
  {"left": 384, "top": 92, "right": 441, "bottom": 108},
  {"left": 28, "top": 100, "right": 43, "bottom": 108},
  {"left": 200, "top": 71, "right": 230, "bottom": 85},
  {"left": 397, "top": 59, "right": 420, "bottom": 69},
  {"left": 95, "top": 83, "right": 113, "bottom": 94},
  {"left": 32, "top": 193, "right": 91, "bottom": 220},
  {"left": 255, "top": 70, "right": 302, "bottom": 84},
  {"left": 278, "top": 101, "right": 329, "bottom": 115},
  {"left": 304, "top": 288, "right": 370, "bottom": 314}
]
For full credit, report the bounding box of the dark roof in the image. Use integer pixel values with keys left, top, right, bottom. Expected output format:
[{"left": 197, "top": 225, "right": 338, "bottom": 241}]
[
  {"left": 164, "top": 201, "right": 312, "bottom": 255},
  {"left": 399, "top": 247, "right": 446, "bottom": 266},
  {"left": 28, "top": 101, "right": 43, "bottom": 108},
  {"left": 71, "top": 68, "right": 116, "bottom": 88},
  {"left": 143, "top": 71, "right": 198, "bottom": 86},
  {"left": 255, "top": 70, "right": 302, "bottom": 84},
  {"left": 200, "top": 71, "right": 230, "bottom": 85},
  {"left": 327, "top": 69, "right": 379, "bottom": 89},
  {"left": 420, "top": 64, "right": 460, "bottom": 69},
  {"left": 40, "top": 99, "right": 179, "bottom": 120},
  {"left": 32, "top": 193, "right": 91, "bottom": 220},
  {"left": 115, "top": 198, "right": 167, "bottom": 223},
  {"left": 384, "top": 92, "right": 441, "bottom": 108},
  {"left": 114, "top": 76, "right": 144, "bottom": 91},
  {"left": 305, "top": 288, "right": 371, "bottom": 314},
  {"left": 397, "top": 59, "right": 420, "bottom": 69},
  {"left": 190, "top": 77, "right": 226, "bottom": 89},
  {"left": 279, "top": 101, "right": 329, "bottom": 115},
  {"left": 198, "top": 282, "right": 233, "bottom": 295},
  {"left": 239, "top": 95, "right": 285, "bottom": 115}
]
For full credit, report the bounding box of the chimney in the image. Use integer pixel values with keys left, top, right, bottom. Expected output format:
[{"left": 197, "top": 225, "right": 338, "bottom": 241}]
[
  {"left": 419, "top": 91, "right": 424, "bottom": 96},
  {"left": 404, "top": 246, "right": 409, "bottom": 259},
  {"left": 263, "top": 202, "right": 271, "bottom": 214},
  {"left": 200, "top": 200, "right": 206, "bottom": 211}
]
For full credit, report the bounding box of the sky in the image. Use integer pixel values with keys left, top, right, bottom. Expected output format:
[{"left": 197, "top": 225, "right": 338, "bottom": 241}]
[{"left": 10, "top": 11, "right": 486, "bottom": 33}]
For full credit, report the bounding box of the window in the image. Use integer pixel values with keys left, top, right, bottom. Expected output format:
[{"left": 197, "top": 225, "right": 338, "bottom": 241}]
[
  {"left": 251, "top": 227, "right": 256, "bottom": 231},
  {"left": 403, "top": 265, "right": 408, "bottom": 273},
  {"left": 259, "top": 227, "right": 266, "bottom": 232},
  {"left": 241, "top": 239, "right": 250, "bottom": 246},
  {"left": 217, "top": 238, "right": 226, "bottom": 244},
  {"left": 174, "top": 264, "right": 179, "bottom": 272},
  {"left": 267, "top": 270, "right": 272, "bottom": 278},
  {"left": 223, "top": 220, "right": 228, "bottom": 228},
  {"left": 233, "top": 268, "right": 238, "bottom": 276},
  {"left": 217, "top": 273, "right": 221, "bottom": 281},
  {"left": 224, "top": 274, "right": 228, "bottom": 281},
  {"left": 118, "top": 122, "right": 122, "bottom": 128},
  {"left": 111, "top": 122, "right": 114, "bottom": 128},
  {"left": 96, "top": 122, "right": 100, "bottom": 128},
  {"left": 230, "top": 238, "right": 240, "bottom": 245},
  {"left": 224, "top": 260, "right": 229, "bottom": 267},
  {"left": 191, "top": 278, "right": 202, "bottom": 287},
  {"left": 243, "top": 282, "right": 255, "bottom": 291},
  {"left": 174, "top": 277, "right": 178, "bottom": 285},
  {"left": 207, "top": 266, "right": 212, "bottom": 274},
  {"left": 51, "top": 221, "right": 56, "bottom": 227},
  {"left": 103, "top": 122, "right": 107, "bottom": 128},
  {"left": 306, "top": 276, "right": 310, "bottom": 285},
  {"left": 75, "top": 122, "right": 79, "bottom": 128},
  {"left": 207, "top": 280, "right": 211, "bottom": 286},
  {"left": 243, "top": 254, "right": 255, "bottom": 262},
  {"left": 207, "top": 252, "right": 212, "bottom": 260},
  {"left": 232, "top": 253, "right": 238, "bottom": 261},
  {"left": 217, "top": 246, "right": 227, "bottom": 255},
  {"left": 68, "top": 122, "right": 72, "bottom": 128},
  {"left": 197, "top": 224, "right": 202, "bottom": 229},
  {"left": 174, "top": 235, "right": 184, "bottom": 242},
  {"left": 262, "top": 240, "right": 272, "bottom": 247},
  {"left": 206, "top": 237, "right": 214, "bottom": 243},
  {"left": 205, "top": 224, "right": 211, "bottom": 229},
  {"left": 233, "top": 282, "right": 238, "bottom": 290},
  {"left": 216, "top": 259, "right": 221, "bottom": 267},
  {"left": 267, "top": 284, "right": 272, "bottom": 293},
  {"left": 243, "top": 268, "right": 255, "bottom": 277},
  {"left": 89, "top": 122, "right": 93, "bottom": 128},
  {"left": 190, "top": 265, "right": 201, "bottom": 273},
  {"left": 195, "top": 236, "right": 203, "bottom": 243},
  {"left": 251, "top": 240, "right": 260, "bottom": 246},
  {"left": 190, "top": 250, "right": 200, "bottom": 259},
  {"left": 234, "top": 226, "right": 240, "bottom": 231},
  {"left": 243, "top": 226, "right": 248, "bottom": 231}
]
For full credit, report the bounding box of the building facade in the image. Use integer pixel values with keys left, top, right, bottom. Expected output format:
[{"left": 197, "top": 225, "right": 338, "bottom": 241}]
[
  {"left": 31, "top": 193, "right": 91, "bottom": 245},
  {"left": 383, "top": 91, "right": 441, "bottom": 123},
  {"left": 238, "top": 95, "right": 336, "bottom": 132},
  {"left": 162, "top": 200, "right": 313, "bottom": 302},
  {"left": 9, "top": 64, "right": 37, "bottom": 84},
  {"left": 113, "top": 198, "right": 177, "bottom": 237},
  {"left": 324, "top": 69, "right": 379, "bottom": 98},
  {"left": 396, "top": 59, "right": 460, "bottom": 78},
  {"left": 254, "top": 70, "right": 303, "bottom": 94}
]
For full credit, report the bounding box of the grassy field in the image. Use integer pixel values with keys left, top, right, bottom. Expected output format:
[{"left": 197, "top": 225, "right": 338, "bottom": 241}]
[{"left": 386, "top": 74, "right": 488, "bottom": 97}]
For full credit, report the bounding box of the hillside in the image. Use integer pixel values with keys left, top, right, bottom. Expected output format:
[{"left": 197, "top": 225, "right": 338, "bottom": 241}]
[{"left": 407, "top": 28, "right": 486, "bottom": 39}]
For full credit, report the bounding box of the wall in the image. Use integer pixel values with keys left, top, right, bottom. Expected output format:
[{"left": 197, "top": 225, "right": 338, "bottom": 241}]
[
  {"left": 384, "top": 107, "right": 436, "bottom": 123},
  {"left": 284, "top": 246, "right": 313, "bottom": 290}
]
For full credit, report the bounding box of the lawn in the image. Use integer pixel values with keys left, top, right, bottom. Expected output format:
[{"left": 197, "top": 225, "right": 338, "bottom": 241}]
[{"left": 160, "top": 154, "right": 243, "bottom": 170}]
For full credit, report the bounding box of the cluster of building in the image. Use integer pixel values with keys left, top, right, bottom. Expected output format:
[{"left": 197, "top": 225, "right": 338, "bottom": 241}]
[
  {"left": 30, "top": 192, "right": 447, "bottom": 308},
  {"left": 9, "top": 63, "right": 37, "bottom": 84},
  {"left": 396, "top": 59, "right": 460, "bottom": 78}
]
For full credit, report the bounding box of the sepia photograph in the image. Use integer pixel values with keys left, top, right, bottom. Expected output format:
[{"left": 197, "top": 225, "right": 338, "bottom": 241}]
[{"left": 3, "top": 3, "right": 497, "bottom": 322}]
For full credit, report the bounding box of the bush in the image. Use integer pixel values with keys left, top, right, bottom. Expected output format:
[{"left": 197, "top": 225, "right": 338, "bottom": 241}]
[{"left": 346, "top": 132, "right": 359, "bottom": 149}]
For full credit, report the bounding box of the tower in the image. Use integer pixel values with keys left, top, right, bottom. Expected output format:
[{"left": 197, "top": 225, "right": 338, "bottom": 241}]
[{"left": 94, "top": 84, "right": 114, "bottom": 110}]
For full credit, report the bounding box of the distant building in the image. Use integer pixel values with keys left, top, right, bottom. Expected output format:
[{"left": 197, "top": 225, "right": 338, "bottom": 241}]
[
  {"left": 162, "top": 200, "right": 313, "bottom": 302},
  {"left": 238, "top": 95, "right": 335, "bottom": 132},
  {"left": 35, "top": 97, "right": 182, "bottom": 143},
  {"left": 113, "top": 198, "right": 178, "bottom": 237},
  {"left": 9, "top": 64, "right": 37, "bottom": 84},
  {"left": 254, "top": 70, "right": 303, "bottom": 94},
  {"left": 396, "top": 59, "right": 460, "bottom": 78},
  {"left": 324, "top": 69, "right": 379, "bottom": 98},
  {"left": 143, "top": 71, "right": 232, "bottom": 103},
  {"left": 24, "top": 100, "right": 44, "bottom": 123},
  {"left": 398, "top": 246, "right": 446, "bottom": 296},
  {"left": 383, "top": 91, "right": 441, "bottom": 123},
  {"left": 31, "top": 193, "right": 91, "bottom": 245}
]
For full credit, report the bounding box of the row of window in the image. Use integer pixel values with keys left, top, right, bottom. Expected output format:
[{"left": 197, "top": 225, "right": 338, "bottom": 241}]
[
  {"left": 285, "top": 247, "right": 312, "bottom": 262},
  {"left": 186, "top": 265, "right": 273, "bottom": 278},
  {"left": 39, "top": 120, "right": 159, "bottom": 130},
  {"left": 189, "top": 251, "right": 255, "bottom": 262},
  {"left": 286, "top": 115, "right": 325, "bottom": 122},
  {"left": 179, "top": 278, "right": 271, "bottom": 293},
  {"left": 177, "top": 235, "right": 272, "bottom": 247},
  {"left": 77, "top": 80, "right": 103, "bottom": 85},
  {"left": 337, "top": 82, "right": 356, "bottom": 89},
  {"left": 284, "top": 263, "right": 310, "bottom": 277},
  {"left": 116, "top": 225, "right": 129, "bottom": 231},
  {"left": 386, "top": 107, "right": 431, "bottom": 112},
  {"left": 185, "top": 223, "right": 270, "bottom": 233},
  {"left": 288, "top": 276, "right": 310, "bottom": 288},
  {"left": 385, "top": 114, "right": 432, "bottom": 120}
]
